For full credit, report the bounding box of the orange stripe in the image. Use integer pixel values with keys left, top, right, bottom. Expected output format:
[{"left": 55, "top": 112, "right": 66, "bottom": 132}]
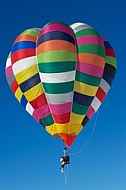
[
  {"left": 77, "top": 53, "right": 105, "bottom": 68},
  {"left": 37, "top": 40, "right": 76, "bottom": 54},
  {"left": 14, "top": 34, "right": 37, "bottom": 43}
]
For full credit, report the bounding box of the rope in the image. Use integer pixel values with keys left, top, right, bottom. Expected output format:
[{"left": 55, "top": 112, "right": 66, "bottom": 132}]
[
  {"left": 63, "top": 165, "right": 69, "bottom": 185},
  {"left": 69, "top": 110, "right": 99, "bottom": 156}
]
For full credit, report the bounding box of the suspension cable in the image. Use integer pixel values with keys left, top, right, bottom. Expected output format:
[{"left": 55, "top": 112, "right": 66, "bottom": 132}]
[{"left": 69, "top": 110, "right": 99, "bottom": 156}]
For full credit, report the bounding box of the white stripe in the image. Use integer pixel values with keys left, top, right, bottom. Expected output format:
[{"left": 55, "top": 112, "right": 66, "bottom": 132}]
[
  {"left": 39, "top": 71, "right": 76, "bottom": 83},
  {"left": 71, "top": 22, "right": 93, "bottom": 33},
  {"left": 45, "top": 92, "right": 73, "bottom": 104},
  {"left": 12, "top": 56, "right": 36, "bottom": 75},
  {"left": 32, "top": 28, "right": 41, "bottom": 33},
  {"left": 100, "top": 79, "right": 110, "bottom": 94},
  {"left": 26, "top": 102, "right": 34, "bottom": 115},
  {"left": 6, "top": 57, "right": 12, "bottom": 68},
  {"left": 91, "top": 97, "right": 101, "bottom": 112}
]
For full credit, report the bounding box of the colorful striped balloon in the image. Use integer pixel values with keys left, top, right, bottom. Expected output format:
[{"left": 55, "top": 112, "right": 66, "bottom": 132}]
[{"left": 5, "top": 21, "right": 117, "bottom": 148}]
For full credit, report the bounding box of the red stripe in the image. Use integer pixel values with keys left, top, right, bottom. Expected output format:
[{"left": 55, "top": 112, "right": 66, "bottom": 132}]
[
  {"left": 106, "top": 48, "right": 116, "bottom": 57},
  {"left": 96, "top": 87, "right": 106, "bottom": 102},
  {"left": 53, "top": 112, "right": 70, "bottom": 123},
  {"left": 11, "top": 49, "right": 35, "bottom": 64},
  {"left": 11, "top": 80, "right": 18, "bottom": 93},
  {"left": 30, "top": 93, "right": 47, "bottom": 109}
]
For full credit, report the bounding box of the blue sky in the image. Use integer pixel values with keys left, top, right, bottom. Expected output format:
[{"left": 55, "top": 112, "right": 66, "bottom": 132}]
[{"left": 0, "top": 0, "right": 126, "bottom": 189}]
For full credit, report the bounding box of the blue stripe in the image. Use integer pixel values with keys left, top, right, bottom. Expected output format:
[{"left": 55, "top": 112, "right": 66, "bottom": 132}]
[
  {"left": 104, "top": 41, "right": 112, "bottom": 49},
  {"left": 37, "top": 31, "right": 75, "bottom": 46},
  {"left": 105, "top": 63, "right": 116, "bottom": 78},
  {"left": 73, "top": 92, "right": 93, "bottom": 106},
  {"left": 103, "top": 71, "right": 114, "bottom": 86},
  {"left": 20, "top": 73, "right": 40, "bottom": 93},
  {"left": 21, "top": 95, "right": 28, "bottom": 108},
  {"left": 12, "top": 41, "right": 36, "bottom": 53},
  {"left": 39, "top": 119, "right": 46, "bottom": 128},
  {"left": 81, "top": 116, "right": 89, "bottom": 127}
]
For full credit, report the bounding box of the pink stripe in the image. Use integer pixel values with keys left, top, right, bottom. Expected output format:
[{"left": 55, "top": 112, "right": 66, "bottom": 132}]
[
  {"left": 39, "top": 24, "right": 74, "bottom": 38},
  {"left": 33, "top": 104, "right": 50, "bottom": 122},
  {"left": 77, "top": 62, "right": 104, "bottom": 77},
  {"left": 77, "top": 35, "right": 104, "bottom": 47},
  {"left": 86, "top": 106, "right": 95, "bottom": 119},
  {"left": 49, "top": 102, "right": 72, "bottom": 115},
  {"left": 5, "top": 66, "right": 13, "bottom": 77}
]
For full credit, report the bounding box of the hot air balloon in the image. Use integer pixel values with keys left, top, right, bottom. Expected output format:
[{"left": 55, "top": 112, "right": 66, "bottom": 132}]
[{"left": 5, "top": 21, "right": 117, "bottom": 151}]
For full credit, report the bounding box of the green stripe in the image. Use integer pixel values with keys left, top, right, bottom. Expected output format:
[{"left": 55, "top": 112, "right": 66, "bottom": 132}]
[
  {"left": 42, "top": 81, "right": 74, "bottom": 94},
  {"left": 76, "top": 28, "right": 100, "bottom": 38},
  {"left": 72, "top": 102, "right": 89, "bottom": 115},
  {"left": 37, "top": 51, "right": 76, "bottom": 63},
  {"left": 8, "top": 52, "right": 11, "bottom": 58},
  {"left": 21, "top": 29, "right": 40, "bottom": 37},
  {"left": 78, "top": 44, "right": 105, "bottom": 57},
  {"left": 38, "top": 61, "right": 76, "bottom": 73},
  {"left": 76, "top": 71, "right": 101, "bottom": 86},
  {"left": 106, "top": 56, "right": 117, "bottom": 68},
  {"left": 41, "top": 114, "right": 54, "bottom": 126}
]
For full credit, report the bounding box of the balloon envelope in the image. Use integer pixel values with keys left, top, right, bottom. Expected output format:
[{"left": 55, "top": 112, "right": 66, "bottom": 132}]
[{"left": 5, "top": 21, "right": 117, "bottom": 147}]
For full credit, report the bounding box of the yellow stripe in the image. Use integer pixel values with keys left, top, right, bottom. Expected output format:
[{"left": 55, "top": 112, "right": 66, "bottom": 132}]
[
  {"left": 45, "top": 124, "right": 58, "bottom": 136},
  {"left": 15, "top": 87, "right": 23, "bottom": 101},
  {"left": 15, "top": 65, "right": 38, "bottom": 84},
  {"left": 70, "top": 113, "right": 85, "bottom": 123},
  {"left": 24, "top": 83, "right": 43, "bottom": 101},
  {"left": 74, "top": 81, "right": 98, "bottom": 96},
  {"left": 46, "top": 122, "right": 83, "bottom": 136},
  {"left": 69, "top": 123, "right": 83, "bottom": 135}
]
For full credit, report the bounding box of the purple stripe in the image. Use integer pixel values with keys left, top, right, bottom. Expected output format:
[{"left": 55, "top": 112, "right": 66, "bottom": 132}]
[
  {"left": 49, "top": 102, "right": 72, "bottom": 115},
  {"left": 33, "top": 104, "right": 50, "bottom": 122},
  {"left": 77, "top": 62, "right": 104, "bottom": 77},
  {"left": 38, "top": 24, "right": 75, "bottom": 39},
  {"left": 77, "top": 35, "right": 104, "bottom": 47}
]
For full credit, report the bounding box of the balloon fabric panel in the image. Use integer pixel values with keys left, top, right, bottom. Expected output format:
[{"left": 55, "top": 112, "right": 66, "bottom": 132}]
[
  {"left": 85, "top": 38, "right": 117, "bottom": 121},
  {"left": 70, "top": 23, "right": 105, "bottom": 136},
  {"left": 6, "top": 28, "right": 57, "bottom": 132},
  {"left": 36, "top": 21, "right": 77, "bottom": 145}
]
